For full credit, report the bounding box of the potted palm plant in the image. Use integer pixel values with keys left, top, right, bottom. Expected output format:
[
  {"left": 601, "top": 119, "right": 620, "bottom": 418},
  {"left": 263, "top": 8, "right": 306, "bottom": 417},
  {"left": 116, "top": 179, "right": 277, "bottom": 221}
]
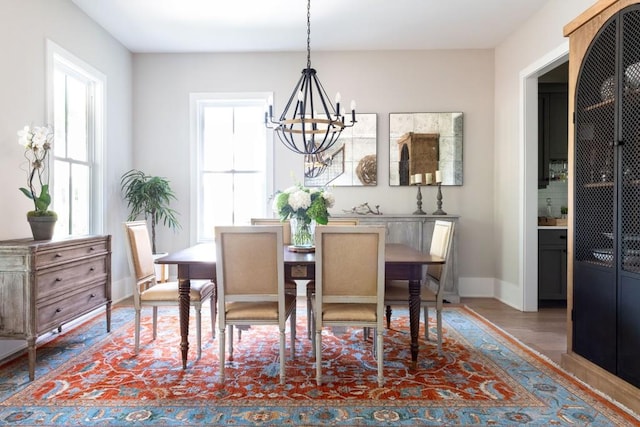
[{"left": 120, "top": 169, "right": 180, "bottom": 268}]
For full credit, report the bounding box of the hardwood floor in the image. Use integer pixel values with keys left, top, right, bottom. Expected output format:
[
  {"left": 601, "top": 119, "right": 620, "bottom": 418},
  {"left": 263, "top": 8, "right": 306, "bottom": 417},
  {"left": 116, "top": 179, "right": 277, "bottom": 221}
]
[{"left": 460, "top": 298, "right": 567, "bottom": 365}]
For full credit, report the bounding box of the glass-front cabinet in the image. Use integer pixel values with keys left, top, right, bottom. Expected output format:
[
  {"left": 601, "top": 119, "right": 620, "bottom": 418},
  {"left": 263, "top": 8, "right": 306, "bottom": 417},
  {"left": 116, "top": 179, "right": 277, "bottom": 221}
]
[{"left": 572, "top": 3, "right": 640, "bottom": 388}]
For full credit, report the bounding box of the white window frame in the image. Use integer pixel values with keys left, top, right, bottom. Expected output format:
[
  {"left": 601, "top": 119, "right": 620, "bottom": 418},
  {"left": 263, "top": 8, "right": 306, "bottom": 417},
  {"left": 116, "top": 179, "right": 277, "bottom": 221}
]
[
  {"left": 46, "top": 39, "right": 106, "bottom": 235},
  {"left": 189, "top": 92, "right": 274, "bottom": 244}
]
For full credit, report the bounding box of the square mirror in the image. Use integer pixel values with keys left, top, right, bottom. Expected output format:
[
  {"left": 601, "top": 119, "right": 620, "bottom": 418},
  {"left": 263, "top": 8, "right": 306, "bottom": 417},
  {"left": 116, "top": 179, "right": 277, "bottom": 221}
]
[
  {"left": 389, "top": 112, "right": 463, "bottom": 186},
  {"left": 304, "top": 113, "right": 377, "bottom": 187}
]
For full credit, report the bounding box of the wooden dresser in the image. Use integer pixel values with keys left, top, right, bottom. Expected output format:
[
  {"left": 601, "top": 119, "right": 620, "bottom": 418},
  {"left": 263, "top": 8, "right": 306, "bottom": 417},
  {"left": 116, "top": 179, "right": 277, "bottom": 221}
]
[{"left": 0, "top": 235, "right": 111, "bottom": 380}]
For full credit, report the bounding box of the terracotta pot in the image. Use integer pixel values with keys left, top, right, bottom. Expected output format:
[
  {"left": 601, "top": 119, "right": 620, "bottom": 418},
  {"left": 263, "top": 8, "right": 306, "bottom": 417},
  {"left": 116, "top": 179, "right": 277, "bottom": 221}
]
[{"left": 27, "top": 215, "right": 57, "bottom": 241}]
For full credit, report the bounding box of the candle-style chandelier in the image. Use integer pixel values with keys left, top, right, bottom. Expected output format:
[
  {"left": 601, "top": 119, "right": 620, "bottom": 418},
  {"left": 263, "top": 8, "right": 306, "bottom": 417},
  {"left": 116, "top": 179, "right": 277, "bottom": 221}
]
[{"left": 265, "top": 0, "right": 356, "bottom": 155}]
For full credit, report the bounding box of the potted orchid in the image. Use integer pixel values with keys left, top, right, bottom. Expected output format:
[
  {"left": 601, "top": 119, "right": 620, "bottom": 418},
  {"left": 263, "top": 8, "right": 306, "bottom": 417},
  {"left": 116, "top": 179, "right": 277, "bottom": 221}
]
[
  {"left": 273, "top": 184, "right": 334, "bottom": 247},
  {"left": 18, "top": 125, "right": 57, "bottom": 240}
]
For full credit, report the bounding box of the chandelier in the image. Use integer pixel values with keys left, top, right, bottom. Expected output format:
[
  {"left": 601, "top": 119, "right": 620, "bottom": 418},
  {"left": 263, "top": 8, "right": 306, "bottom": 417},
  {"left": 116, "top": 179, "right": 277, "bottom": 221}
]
[{"left": 265, "top": 0, "right": 356, "bottom": 155}]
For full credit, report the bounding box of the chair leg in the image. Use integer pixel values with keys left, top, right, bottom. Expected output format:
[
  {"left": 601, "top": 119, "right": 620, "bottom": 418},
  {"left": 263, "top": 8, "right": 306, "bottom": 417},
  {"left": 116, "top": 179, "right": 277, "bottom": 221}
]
[
  {"left": 436, "top": 308, "right": 443, "bottom": 355},
  {"left": 306, "top": 293, "right": 313, "bottom": 340},
  {"left": 228, "top": 326, "right": 234, "bottom": 361},
  {"left": 290, "top": 307, "right": 296, "bottom": 359},
  {"left": 423, "top": 306, "right": 429, "bottom": 340},
  {"left": 134, "top": 308, "right": 141, "bottom": 354},
  {"left": 219, "top": 326, "right": 225, "bottom": 382},
  {"left": 196, "top": 306, "right": 202, "bottom": 360},
  {"left": 376, "top": 328, "right": 384, "bottom": 387},
  {"left": 210, "top": 298, "right": 216, "bottom": 340},
  {"left": 152, "top": 306, "right": 158, "bottom": 341},
  {"left": 315, "top": 329, "right": 322, "bottom": 385},
  {"left": 279, "top": 327, "right": 286, "bottom": 385},
  {"left": 311, "top": 306, "right": 316, "bottom": 357}
]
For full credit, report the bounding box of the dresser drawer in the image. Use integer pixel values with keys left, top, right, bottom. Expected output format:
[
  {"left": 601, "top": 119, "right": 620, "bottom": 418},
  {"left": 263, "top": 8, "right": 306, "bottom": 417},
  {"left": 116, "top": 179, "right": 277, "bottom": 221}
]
[
  {"left": 36, "top": 256, "right": 108, "bottom": 301},
  {"left": 34, "top": 239, "right": 109, "bottom": 269},
  {"left": 37, "top": 283, "right": 107, "bottom": 332}
]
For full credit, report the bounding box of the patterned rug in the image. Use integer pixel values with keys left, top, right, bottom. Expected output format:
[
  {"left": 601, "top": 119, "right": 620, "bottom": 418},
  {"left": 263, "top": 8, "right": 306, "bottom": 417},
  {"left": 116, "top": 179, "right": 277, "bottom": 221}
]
[{"left": 0, "top": 304, "right": 637, "bottom": 426}]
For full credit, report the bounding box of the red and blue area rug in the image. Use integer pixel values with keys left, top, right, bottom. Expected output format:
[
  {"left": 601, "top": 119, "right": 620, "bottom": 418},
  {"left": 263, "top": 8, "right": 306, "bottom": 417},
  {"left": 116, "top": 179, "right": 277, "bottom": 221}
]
[{"left": 0, "top": 304, "right": 637, "bottom": 426}]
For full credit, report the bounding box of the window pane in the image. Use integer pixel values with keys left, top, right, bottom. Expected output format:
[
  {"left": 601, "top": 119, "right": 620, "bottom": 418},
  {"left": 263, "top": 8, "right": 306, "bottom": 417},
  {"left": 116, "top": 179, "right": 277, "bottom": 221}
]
[
  {"left": 53, "top": 160, "right": 70, "bottom": 236},
  {"left": 201, "top": 172, "right": 232, "bottom": 240},
  {"left": 66, "top": 75, "right": 88, "bottom": 161},
  {"left": 233, "top": 106, "right": 266, "bottom": 171},
  {"left": 70, "top": 164, "right": 90, "bottom": 236},
  {"left": 203, "top": 107, "right": 233, "bottom": 171},
  {"left": 53, "top": 70, "right": 67, "bottom": 158},
  {"left": 233, "top": 172, "right": 265, "bottom": 225}
]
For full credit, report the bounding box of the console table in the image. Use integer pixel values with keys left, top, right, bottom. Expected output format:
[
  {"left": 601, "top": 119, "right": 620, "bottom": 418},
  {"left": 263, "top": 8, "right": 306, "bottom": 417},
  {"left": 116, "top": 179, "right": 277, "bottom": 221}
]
[
  {"left": 0, "top": 235, "right": 112, "bottom": 380},
  {"left": 334, "top": 214, "right": 460, "bottom": 302}
]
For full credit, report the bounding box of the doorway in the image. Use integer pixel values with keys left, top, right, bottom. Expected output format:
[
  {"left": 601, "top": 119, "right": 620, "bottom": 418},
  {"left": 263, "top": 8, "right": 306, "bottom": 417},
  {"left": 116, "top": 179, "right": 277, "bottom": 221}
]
[
  {"left": 537, "top": 62, "right": 569, "bottom": 309},
  {"left": 521, "top": 43, "right": 568, "bottom": 312}
]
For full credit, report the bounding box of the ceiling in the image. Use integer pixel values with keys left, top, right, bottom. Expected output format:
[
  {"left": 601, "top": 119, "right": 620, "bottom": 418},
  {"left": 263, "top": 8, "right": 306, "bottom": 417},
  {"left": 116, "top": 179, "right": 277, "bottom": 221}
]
[{"left": 71, "top": 0, "right": 550, "bottom": 53}]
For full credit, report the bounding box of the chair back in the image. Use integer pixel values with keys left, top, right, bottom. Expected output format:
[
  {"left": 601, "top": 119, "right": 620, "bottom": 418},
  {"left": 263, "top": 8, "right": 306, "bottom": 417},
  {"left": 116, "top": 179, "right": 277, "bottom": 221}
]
[
  {"left": 123, "top": 220, "right": 157, "bottom": 307},
  {"left": 316, "top": 226, "right": 385, "bottom": 305},
  {"left": 215, "top": 225, "right": 285, "bottom": 310},
  {"left": 250, "top": 218, "right": 291, "bottom": 245},
  {"left": 426, "top": 220, "right": 455, "bottom": 284}
]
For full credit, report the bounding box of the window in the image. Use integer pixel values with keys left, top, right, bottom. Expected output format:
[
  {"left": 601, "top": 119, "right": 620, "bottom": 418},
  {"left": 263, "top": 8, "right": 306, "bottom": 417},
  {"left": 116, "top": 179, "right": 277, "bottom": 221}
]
[
  {"left": 191, "top": 93, "right": 273, "bottom": 242},
  {"left": 47, "top": 40, "right": 105, "bottom": 236}
]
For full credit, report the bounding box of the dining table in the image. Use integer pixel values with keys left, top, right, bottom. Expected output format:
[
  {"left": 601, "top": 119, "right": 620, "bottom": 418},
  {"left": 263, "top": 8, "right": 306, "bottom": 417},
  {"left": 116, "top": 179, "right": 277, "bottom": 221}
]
[{"left": 156, "top": 242, "right": 445, "bottom": 370}]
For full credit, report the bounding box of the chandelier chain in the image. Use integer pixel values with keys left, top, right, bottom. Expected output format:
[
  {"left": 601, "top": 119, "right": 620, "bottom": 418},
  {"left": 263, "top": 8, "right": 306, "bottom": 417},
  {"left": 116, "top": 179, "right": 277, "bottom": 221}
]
[{"left": 306, "top": 0, "right": 311, "bottom": 69}]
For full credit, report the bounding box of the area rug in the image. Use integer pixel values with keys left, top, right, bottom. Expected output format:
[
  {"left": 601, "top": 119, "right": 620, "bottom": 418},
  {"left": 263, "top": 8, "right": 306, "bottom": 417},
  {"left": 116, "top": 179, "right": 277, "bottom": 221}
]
[{"left": 0, "top": 304, "right": 637, "bottom": 426}]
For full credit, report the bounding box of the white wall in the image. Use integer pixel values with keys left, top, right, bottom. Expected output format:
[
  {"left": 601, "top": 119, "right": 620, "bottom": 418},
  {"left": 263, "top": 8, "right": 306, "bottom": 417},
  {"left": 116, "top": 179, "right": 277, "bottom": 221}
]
[
  {"left": 132, "top": 50, "right": 497, "bottom": 287},
  {"left": 493, "top": 0, "right": 596, "bottom": 309},
  {"left": 0, "top": 0, "right": 132, "bottom": 359}
]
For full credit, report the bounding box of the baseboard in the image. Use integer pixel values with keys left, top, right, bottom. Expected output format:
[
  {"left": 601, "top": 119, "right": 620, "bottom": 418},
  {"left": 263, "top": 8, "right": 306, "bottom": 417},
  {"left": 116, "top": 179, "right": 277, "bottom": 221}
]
[{"left": 562, "top": 351, "right": 640, "bottom": 416}]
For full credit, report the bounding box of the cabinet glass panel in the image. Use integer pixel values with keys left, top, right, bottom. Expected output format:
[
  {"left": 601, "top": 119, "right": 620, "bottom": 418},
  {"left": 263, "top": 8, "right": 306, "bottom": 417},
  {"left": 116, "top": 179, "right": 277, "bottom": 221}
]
[
  {"left": 620, "top": 9, "right": 640, "bottom": 273},
  {"left": 575, "top": 18, "right": 616, "bottom": 266}
]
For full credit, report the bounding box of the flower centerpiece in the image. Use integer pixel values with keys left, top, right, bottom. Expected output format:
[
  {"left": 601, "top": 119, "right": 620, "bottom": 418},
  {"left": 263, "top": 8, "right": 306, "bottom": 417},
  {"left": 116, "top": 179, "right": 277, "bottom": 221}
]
[
  {"left": 18, "top": 125, "right": 57, "bottom": 240},
  {"left": 273, "top": 184, "right": 335, "bottom": 247}
]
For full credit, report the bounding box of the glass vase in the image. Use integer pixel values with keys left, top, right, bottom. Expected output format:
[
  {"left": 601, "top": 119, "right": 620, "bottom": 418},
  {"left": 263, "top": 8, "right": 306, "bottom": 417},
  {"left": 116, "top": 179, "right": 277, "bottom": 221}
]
[{"left": 290, "top": 217, "right": 316, "bottom": 247}]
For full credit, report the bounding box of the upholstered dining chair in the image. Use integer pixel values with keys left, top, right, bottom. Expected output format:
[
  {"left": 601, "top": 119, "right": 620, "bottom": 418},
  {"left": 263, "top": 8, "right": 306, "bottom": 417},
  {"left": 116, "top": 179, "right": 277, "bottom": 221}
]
[
  {"left": 215, "top": 225, "right": 296, "bottom": 384},
  {"left": 312, "top": 226, "right": 385, "bottom": 386},
  {"left": 123, "top": 220, "right": 215, "bottom": 359},
  {"left": 384, "top": 220, "right": 455, "bottom": 354},
  {"left": 305, "top": 218, "right": 360, "bottom": 339}
]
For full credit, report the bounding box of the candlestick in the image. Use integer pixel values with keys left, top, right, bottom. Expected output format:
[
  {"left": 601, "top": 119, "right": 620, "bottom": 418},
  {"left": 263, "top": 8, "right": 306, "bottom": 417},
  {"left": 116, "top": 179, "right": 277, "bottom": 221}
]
[
  {"left": 432, "top": 183, "right": 447, "bottom": 215},
  {"left": 413, "top": 184, "right": 426, "bottom": 215}
]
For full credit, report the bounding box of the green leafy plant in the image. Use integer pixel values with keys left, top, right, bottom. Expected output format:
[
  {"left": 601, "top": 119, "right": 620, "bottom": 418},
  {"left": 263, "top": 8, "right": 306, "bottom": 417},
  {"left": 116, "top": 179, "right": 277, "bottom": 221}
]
[
  {"left": 18, "top": 125, "right": 57, "bottom": 218},
  {"left": 273, "top": 184, "right": 334, "bottom": 225},
  {"left": 120, "top": 169, "right": 180, "bottom": 253}
]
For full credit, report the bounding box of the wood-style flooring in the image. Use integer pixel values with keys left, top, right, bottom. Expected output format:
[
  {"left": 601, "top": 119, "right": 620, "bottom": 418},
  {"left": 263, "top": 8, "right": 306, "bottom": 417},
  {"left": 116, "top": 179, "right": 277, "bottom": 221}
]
[{"left": 460, "top": 298, "right": 567, "bottom": 365}]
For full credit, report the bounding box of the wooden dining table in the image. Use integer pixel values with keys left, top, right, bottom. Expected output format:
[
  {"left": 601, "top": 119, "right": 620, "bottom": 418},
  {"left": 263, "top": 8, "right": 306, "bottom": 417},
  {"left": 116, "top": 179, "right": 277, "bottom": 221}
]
[{"left": 156, "top": 242, "right": 444, "bottom": 370}]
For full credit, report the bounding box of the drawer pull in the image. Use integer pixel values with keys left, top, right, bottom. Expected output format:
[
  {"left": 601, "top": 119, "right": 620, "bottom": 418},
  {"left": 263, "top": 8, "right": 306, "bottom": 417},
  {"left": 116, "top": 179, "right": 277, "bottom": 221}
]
[
  {"left": 55, "top": 308, "right": 62, "bottom": 313},
  {"left": 90, "top": 293, "right": 96, "bottom": 298},
  {"left": 89, "top": 267, "right": 95, "bottom": 272},
  {"left": 89, "top": 247, "right": 95, "bottom": 251},
  {"left": 55, "top": 253, "right": 63, "bottom": 258},
  {"left": 55, "top": 278, "right": 62, "bottom": 282}
]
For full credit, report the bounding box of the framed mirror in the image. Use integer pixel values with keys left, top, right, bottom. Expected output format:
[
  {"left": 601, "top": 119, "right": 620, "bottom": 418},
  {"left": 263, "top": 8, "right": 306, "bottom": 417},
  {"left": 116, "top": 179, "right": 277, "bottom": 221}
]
[
  {"left": 304, "top": 113, "right": 377, "bottom": 187},
  {"left": 389, "top": 112, "right": 463, "bottom": 186}
]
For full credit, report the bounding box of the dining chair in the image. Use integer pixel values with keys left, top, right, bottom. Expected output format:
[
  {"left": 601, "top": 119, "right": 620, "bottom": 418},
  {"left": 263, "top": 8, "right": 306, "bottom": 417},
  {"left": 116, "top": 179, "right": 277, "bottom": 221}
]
[
  {"left": 123, "top": 220, "right": 215, "bottom": 359},
  {"left": 305, "top": 218, "right": 360, "bottom": 339},
  {"left": 312, "top": 225, "right": 385, "bottom": 386},
  {"left": 215, "top": 225, "right": 296, "bottom": 384},
  {"left": 383, "top": 220, "right": 455, "bottom": 354}
]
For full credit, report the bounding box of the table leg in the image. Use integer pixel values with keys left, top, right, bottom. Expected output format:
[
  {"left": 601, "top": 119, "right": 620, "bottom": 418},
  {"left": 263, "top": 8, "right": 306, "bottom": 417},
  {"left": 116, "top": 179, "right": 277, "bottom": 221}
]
[
  {"left": 408, "top": 279, "right": 420, "bottom": 369},
  {"left": 179, "top": 277, "right": 191, "bottom": 369}
]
